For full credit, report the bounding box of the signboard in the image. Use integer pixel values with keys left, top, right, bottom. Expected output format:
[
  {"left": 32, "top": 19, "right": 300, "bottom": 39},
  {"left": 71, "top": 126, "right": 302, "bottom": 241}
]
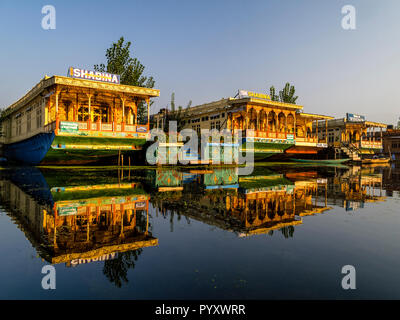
[
  {"left": 238, "top": 90, "right": 271, "bottom": 100},
  {"left": 346, "top": 113, "right": 365, "bottom": 123},
  {"left": 59, "top": 121, "right": 79, "bottom": 133},
  {"left": 68, "top": 67, "right": 120, "bottom": 84},
  {"left": 286, "top": 134, "right": 295, "bottom": 142},
  {"left": 317, "top": 143, "right": 328, "bottom": 148},
  {"left": 136, "top": 125, "right": 147, "bottom": 132}
]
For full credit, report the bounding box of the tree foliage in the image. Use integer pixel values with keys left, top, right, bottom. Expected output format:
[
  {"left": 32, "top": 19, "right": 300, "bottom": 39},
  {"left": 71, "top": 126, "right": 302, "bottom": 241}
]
[
  {"left": 268, "top": 82, "right": 298, "bottom": 104},
  {"left": 269, "top": 86, "right": 279, "bottom": 101},
  {"left": 163, "top": 92, "right": 191, "bottom": 132},
  {"left": 94, "top": 37, "right": 155, "bottom": 123}
]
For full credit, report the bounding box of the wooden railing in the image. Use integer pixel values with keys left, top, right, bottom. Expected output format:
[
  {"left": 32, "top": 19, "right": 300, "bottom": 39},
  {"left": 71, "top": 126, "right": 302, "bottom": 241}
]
[
  {"left": 360, "top": 140, "right": 383, "bottom": 149},
  {"left": 57, "top": 120, "right": 149, "bottom": 133},
  {"left": 295, "top": 136, "right": 318, "bottom": 143}
]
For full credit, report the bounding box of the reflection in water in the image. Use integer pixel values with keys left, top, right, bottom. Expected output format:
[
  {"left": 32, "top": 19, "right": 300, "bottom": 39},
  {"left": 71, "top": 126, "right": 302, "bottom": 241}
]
[
  {"left": 0, "top": 163, "right": 393, "bottom": 292},
  {"left": 148, "top": 165, "right": 387, "bottom": 237},
  {"left": 0, "top": 167, "right": 157, "bottom": 287}
]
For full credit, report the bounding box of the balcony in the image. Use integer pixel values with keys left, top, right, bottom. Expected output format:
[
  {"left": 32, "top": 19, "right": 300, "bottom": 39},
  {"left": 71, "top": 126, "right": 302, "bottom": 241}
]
[
  {"left": 56, "top": 120, "right": 149, "bottom": 135},
  {"left": 360, "top": 140, "right": 383, "bottom": 149}
]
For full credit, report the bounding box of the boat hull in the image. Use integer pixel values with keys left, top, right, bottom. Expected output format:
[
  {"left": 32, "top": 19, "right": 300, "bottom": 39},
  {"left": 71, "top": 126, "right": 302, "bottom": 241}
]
[
  {"left": 361, "top": 158, "right": 390, "bottom": 165},
  {"left": 3, "top": 132, "right": 55, "bottom": 165},
  {"left": 3, "top": 133, "right": 147, "bottom": 165}
]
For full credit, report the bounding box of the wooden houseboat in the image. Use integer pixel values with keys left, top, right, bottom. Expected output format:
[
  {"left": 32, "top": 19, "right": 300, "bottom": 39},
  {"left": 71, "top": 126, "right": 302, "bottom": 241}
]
[
  {"left": 0, "top": 68, "right": 159, "bottom": 165},
  {"left": 152, "top": 90, "right": 333, "bottom": 161},
  {"left": 315, "top": 113, "right": 387, "bottom": 162}
]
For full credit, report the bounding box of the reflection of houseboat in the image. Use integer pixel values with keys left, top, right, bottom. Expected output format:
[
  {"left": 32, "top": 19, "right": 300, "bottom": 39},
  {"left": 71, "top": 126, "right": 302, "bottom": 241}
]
[
  {"left": 0, "top": 68, "right": 159, "bottom": 165},
  {"left": 0, "top": 167, "right": 157, "bottom": 265},
  {"left": 327, "top": 166, "right": 385, "bottom": 210},
  {"left": 149, "top": 168, "right": 333, "bottom": 236},
  {"left": 152, "top": 90, "right": 333, "bottom": 161}
]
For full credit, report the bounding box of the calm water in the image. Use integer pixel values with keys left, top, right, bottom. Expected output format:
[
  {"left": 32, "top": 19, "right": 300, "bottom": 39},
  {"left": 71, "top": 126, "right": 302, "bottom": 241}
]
[{"left": 0, "top": 163, "right": 399, "bottom": 299}]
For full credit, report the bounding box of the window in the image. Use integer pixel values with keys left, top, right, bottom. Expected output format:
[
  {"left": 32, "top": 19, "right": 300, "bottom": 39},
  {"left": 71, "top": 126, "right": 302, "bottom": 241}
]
[
  {"left": 36, "top": 108, "right": 42, "bottom": 128},
  {"left": 78, "top": 107, "right": 89, "bottom": 121},
  {"left": 26, "top": 110, "right": 31, "bottom": 132},
  {"left": 16, "top": 118, "right": 22, "bottom": 136},
  {"left": 92, "top": 106, "right": 108, "bottom": 122},
  {"left": 216, "top": 120, "right": 220, "bottom": 130}
]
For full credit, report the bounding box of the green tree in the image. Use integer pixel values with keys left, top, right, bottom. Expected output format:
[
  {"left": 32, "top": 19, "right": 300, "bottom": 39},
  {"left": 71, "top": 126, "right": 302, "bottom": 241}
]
[
  {"left": 164, "top": 92, "right": 191, "bottom": 132},
  {"left": 94, "top": 37, "right": 155, "bottom": 123},
  {"left": 268, "top": 82, "right": 298, "bottom": 104},
  {"left": 269, "top": 86, "right": 279, "bottom": 101}
]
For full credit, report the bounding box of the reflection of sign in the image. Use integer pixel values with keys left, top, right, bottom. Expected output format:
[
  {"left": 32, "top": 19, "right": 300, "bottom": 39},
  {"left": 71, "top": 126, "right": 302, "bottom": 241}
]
[
  {"left": 135, "top": 201, "right": 147, "bottom": 209},
  {"left": 68, "top": 67, "right": 120, "bottom": 84},
  {"left": 238, "top": 90, "right": 271, "bottom": 100},
  {"left": 70, "top": 253, "right": 117, "bottom": 266},
  {"left": 136, "top": 126, "right": 147, "bottom": 132},
  {"left": 58, "top": 205, "right": 78, "bottom": 216},
  {"left": 346, "top": 113, "right": 365, "bottom": 122},
  {"left": 286, "top": 134, "right": 295, "bottom": 142},
  {"left": 59, "top": 121, "right": 79, "bottom": 133}
]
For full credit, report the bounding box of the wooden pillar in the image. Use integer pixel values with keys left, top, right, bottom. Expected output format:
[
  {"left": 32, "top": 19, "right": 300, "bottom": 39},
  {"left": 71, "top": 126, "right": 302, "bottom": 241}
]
[
  {"left": 284, "top": 113, "right": 287, "bottom": 134},
  {"left": 315, "top": 120, "right": 318, "bottom": 141},
  {"left": 87, "top": 94, "right": 92, "bottom": 128},
  {"left": 121, "top": 97, "right": 126, "bottom": 131},
  {"left": 146, "top": 97, "right": 150, "bottom": 128},
  {"left": 113, "top": 97, "right": 116, "bottom": 131},
  {"left": 75, "top": 93, "right": 78, "bottom": 121},
  {"left": 325, "top": 119, "right": 328, "bottom": 143},
  {"left": 293, "top": 113, "right": 296, "bottom": 137},
  {"left": 55, "top": 91, "right": 60, "bottom": 132}
]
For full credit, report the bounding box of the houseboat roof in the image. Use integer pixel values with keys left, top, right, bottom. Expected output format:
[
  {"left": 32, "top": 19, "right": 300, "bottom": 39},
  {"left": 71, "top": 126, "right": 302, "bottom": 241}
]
[
  {"left": 364, "top": 121, "right": 387, "bottom": 128},
  {"left": 325, "top": 118, "right": 387, "bottom": 128},
  {"left": 2, "top": 75, "right": 160, "bottom": 117},
  {"left": 299, "top": 112, "right": 334, "bottom": 120},
  {"left": 163, "top": 96, "right": 304, "bottom": 118},
  {"left": 230, "top": 97, "right": 303, "bottom": 110}
]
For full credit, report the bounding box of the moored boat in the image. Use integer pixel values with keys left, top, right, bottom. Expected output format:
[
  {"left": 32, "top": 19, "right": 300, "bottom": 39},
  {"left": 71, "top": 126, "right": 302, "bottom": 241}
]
[
  {"left": 0, "top": 68, "right": 159, "bottom": 165},
  {"left": 290, "top": 158, "right": 350, "bottom": 164},
  {"left": 361, "top": 157, "right": 390, "bottom": 165}
]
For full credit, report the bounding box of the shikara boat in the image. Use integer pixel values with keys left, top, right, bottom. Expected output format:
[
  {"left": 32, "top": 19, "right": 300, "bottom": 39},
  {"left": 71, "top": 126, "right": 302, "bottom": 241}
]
[
  {"left": 290, "top": 158, "right": 350, "bottom": 164},
  {"left": 362, "top": 157, "right": 390, "bottom": 165}
]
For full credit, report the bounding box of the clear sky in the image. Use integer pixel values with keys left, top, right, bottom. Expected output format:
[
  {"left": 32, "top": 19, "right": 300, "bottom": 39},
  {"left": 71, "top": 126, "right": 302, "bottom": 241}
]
[{"left": 0, "top": 0, "right": 399, "bottom": 125}]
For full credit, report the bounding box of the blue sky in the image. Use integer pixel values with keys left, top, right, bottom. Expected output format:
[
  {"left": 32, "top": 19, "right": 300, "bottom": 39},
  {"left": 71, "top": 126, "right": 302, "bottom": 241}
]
[{"left": 0, "top": 0, "right": 399, "bottom": 124}]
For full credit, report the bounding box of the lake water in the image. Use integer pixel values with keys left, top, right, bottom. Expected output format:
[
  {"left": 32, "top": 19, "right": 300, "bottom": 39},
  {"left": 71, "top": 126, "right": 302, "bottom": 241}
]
[{"left": 0, "top": 163, "right": 399, "bottom": 299}]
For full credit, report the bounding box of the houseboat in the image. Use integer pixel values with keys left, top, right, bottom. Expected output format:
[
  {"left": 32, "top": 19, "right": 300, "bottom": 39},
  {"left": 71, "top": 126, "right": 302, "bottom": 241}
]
[
  {"left": 152, "top": 90, "right": 333, "bottom": 161},
  {"left": 0, "top": 68, "right": 159, "bottom": 165},
  {"left": 315, "top": 113, "right": 387, "bottom": 162}
]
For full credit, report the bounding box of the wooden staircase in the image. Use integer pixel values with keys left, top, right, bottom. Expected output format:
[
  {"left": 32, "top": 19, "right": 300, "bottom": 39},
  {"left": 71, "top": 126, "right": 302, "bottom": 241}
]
[{"left": 339, "top": 143, "right": 361, "bottom": 161}]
